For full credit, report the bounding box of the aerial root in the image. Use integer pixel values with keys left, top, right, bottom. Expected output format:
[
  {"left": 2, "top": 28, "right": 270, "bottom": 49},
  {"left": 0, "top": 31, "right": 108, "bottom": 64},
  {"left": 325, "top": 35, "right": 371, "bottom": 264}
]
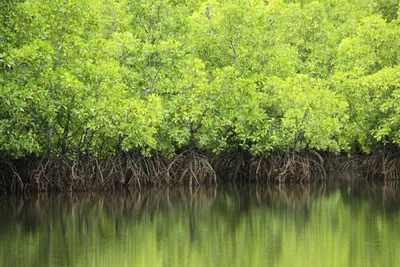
[
  {"left": 2, "top": 149, "right": 400, "bottom": 192},
  {"left": 169, "top": 150, "right": 217, "bottom": 186}
]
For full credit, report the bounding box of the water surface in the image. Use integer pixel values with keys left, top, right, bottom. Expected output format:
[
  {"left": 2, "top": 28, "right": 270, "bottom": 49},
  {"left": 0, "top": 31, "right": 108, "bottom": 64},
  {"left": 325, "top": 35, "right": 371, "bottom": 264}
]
[{"left": 1, "top": 181, "right": 400, "bottom": 267}]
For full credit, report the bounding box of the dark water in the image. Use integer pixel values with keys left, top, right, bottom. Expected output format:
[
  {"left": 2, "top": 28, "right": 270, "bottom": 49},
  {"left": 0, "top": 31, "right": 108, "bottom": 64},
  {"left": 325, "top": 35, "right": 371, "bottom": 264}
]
[{"left": 1, "top": 181, "right": 400, "bottom": 267}]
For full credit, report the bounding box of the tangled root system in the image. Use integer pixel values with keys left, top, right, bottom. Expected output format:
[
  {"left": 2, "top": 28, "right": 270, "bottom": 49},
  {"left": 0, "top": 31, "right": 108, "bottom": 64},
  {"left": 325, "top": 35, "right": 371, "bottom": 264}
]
[
  {"left": 2, "top": 149, "right": 400, "bottom": 193},
  {"left": 337, "top": 150, "right": 400, "bottom": 180},
  {"left": 168, "top": 150, "right": 217, "bottom": 186}
]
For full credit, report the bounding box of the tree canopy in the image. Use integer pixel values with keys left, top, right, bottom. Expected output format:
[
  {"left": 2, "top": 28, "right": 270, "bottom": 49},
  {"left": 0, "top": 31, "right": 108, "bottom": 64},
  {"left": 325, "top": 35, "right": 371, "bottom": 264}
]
[{"left": 1, "top": 0, "right": 400, "bottom": 160}]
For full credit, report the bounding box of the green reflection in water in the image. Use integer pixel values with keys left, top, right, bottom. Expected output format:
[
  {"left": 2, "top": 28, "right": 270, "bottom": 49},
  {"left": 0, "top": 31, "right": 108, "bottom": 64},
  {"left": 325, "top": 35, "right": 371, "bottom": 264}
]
[{"left": 1, "top": 181, "right": 400, "bottom": 267}]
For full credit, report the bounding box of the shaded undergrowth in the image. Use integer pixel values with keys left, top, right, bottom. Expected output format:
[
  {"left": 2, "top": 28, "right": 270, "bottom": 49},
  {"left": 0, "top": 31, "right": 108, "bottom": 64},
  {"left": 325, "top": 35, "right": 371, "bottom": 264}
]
[{"left": 1, "top": 149, "right": 400, "bottom": 193}]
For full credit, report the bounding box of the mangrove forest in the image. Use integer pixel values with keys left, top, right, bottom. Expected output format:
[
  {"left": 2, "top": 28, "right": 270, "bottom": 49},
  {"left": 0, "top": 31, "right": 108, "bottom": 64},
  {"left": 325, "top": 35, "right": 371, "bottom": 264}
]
[{"left": 1, "top": 0, "right": 400, "bottom": 192}]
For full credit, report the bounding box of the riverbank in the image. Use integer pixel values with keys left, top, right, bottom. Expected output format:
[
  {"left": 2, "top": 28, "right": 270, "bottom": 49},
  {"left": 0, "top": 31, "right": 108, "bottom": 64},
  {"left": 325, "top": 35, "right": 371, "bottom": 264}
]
[
  {"left": 2, "top": 149, "right": 400, "bottom": 193},
  {"left": 3, "top": 1, "right": 400, "bottom": 193}
]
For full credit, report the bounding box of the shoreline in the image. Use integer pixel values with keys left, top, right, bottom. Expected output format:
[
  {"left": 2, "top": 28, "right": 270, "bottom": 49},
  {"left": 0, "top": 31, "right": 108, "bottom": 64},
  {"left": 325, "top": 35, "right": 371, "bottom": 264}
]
[{"left": 2, "top": 150, "right": 399, "bottom": 193}]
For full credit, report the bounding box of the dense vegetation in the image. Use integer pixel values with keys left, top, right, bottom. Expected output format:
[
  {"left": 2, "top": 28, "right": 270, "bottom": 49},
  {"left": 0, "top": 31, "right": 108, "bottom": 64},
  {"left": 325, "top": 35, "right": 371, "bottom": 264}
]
[{"left": 1, "top": 0, "right": 400, "bottom": 191}]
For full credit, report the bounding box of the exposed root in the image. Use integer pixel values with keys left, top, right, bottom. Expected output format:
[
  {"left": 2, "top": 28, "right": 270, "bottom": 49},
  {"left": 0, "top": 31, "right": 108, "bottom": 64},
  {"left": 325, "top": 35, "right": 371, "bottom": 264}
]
[
  {"left": 0, "top": 157, "right": 24, "bottom": 193},
  {"left": 213, "top": 151, "right": 327, "bottom": 183},
  {"left": 168, "top": 150, "right": 217, "bottom": 186},
  {"left": 336, "top": 149, "right": 400, "bottom": 180},
  {"left": 2, "top": 149, "right": 400, "bottom": 192},
  {"left": 124, "top": 152, "right": 171, "bottom": 187},
  {"left": 212, "top": 152, "right": 251, "bottom": 182},
  {"left": 247, "top": 151, "right": 326, "bottom": 183}
]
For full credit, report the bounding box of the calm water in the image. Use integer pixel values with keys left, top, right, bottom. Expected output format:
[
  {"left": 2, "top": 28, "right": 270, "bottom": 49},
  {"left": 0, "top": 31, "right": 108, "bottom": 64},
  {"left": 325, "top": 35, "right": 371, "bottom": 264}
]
[{"left": 1, "top": 181, "right": 400, "bottom": 267}]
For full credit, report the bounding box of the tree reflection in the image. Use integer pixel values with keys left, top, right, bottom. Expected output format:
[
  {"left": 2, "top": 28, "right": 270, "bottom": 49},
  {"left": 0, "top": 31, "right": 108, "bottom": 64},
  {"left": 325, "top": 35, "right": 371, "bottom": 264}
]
[{"left": 1, "top": 181, "right": 400, "bottom": 267}]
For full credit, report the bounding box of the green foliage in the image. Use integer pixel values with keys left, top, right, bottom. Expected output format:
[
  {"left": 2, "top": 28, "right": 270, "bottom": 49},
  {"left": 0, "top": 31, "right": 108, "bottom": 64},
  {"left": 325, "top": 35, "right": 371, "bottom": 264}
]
[
  {"left": 271, "top": 75, "right": 347, "bottom": 152},
  {"left": 374, "top": 0, "right": 400, "bottom": 22},
  {"left": 1, "top": 0, "right": 400, "bottom": 160},
  {"left": 332, "top": 66, "right": 400, "bottom": 151},
  {"left": 336, "top": 15, "right": 400, "bottom": 74}
]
